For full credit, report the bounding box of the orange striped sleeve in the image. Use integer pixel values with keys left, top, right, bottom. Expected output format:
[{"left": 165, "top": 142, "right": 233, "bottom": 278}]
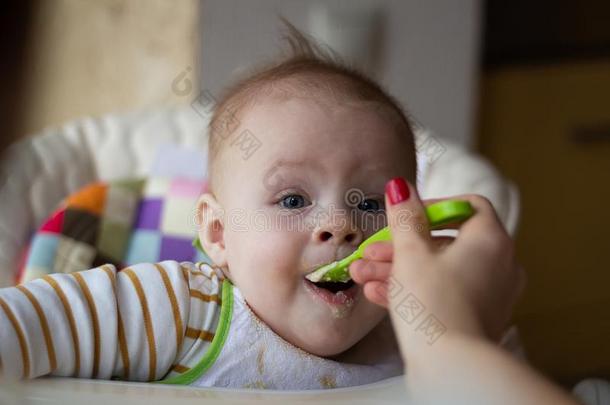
[
  {"left": 72, "top": 273, "right": 101, "bottom": 378},
  {"left": 42, "top": 275, "right": 80, "bottom": 376},
  {"left": 16, "top": 286, "right": 57, "bottom": 373},
  {"left": 122, "top": 268, "right": 157, "bottom": 381},
  {"left": 155, "top": 263, "right": 184, "bottom": 351},
  {"left": 100, "top": 266, "right": 130, "bottom": 380},
  {"left": 0, "top": 296, "right": 30, "bottom": 378}
]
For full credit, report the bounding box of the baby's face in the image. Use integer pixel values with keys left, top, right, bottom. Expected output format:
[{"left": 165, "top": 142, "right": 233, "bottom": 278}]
[{"left": 201, "top": 96, "right": 415, "bottom": 356}]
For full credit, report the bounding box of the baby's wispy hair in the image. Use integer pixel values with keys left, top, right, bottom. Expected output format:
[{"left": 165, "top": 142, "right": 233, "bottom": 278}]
[{"left": 208, "top": 19, "right": 416, "bottom": 190}]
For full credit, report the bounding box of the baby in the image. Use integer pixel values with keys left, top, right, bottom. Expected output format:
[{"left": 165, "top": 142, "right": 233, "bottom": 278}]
[{"left": 0, "top": 27, "right": 417, "bottom": 389}]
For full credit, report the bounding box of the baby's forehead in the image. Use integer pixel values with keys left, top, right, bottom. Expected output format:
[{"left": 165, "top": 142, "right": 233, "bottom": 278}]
[
  {"left": 240, "top": 96, "right": 397, "bottom": 143},
  {"left": 209, "top": 76, "right": 416, "bottom": 194},
  {"left": 211, "top": 71, "right": 407, "bottom": 150},
  {"left": 223, "top": 98, "right": 413, "bottom": 173},
  {"left": 238, "top": 76, "right": 369, "bottom": 118}
]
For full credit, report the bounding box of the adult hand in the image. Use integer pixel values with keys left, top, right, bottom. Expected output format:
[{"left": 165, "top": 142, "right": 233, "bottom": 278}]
[
  {"left": 351, "top": 178, "right": 579, "bottom": 405},
  {"left": 351, "top": 177, "right": 525, "bottom": 345}
]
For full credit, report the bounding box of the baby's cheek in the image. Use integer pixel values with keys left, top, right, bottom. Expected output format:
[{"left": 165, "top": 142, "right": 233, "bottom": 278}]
[
  {"left": 227, "top": 229, "right": 304, "bottom": 317},
  {"left": 228, "top": 228, "right": 302, "bottom": 282},
  {"left": 257, "top": 231, "right": 301, "bottom": 275}
]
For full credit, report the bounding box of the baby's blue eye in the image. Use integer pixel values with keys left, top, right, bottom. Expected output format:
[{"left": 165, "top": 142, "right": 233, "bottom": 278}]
[
  {"left": 279, "top": 194, "right": 308, "bottom": 209},
  {"left": 357, "top": 198, "right": 383, "bottom": 212}
]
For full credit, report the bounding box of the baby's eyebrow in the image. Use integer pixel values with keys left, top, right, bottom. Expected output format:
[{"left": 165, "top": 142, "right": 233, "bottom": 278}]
[
  {"left": 264, "top": 159, "right": 324, "bottom": 174},
  {"left": 267, "top": 158, "right": 308, "bottom": 168},
  {"left": 262, "top": 159, "right": 322, "bottom": 189}
]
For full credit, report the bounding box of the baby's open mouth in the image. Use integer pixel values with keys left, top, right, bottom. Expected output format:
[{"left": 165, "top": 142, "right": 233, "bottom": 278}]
[
  {"left": 310, "top": 279, "right": 355, "bottom": 293},
  {"left": 303, "top": 276, "right": 359, "bottom": 310}
]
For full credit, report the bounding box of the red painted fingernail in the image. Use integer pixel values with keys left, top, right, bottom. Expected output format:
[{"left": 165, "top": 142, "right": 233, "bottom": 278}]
[{"left": 385, "top": 177, "right": 410, "bottom": 205}]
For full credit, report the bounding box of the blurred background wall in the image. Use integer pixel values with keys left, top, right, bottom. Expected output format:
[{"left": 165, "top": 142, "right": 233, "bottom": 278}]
[
  {"left": 200, "top": 0, "right": 481, "bottom": 149},
  {"left": 0, "top": 0, "right": 199, "bottom": 152}
]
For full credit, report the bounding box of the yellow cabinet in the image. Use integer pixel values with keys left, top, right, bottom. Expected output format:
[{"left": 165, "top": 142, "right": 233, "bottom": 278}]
[{"left": 480, "top": 61, "right": 610, "bottom": 384}]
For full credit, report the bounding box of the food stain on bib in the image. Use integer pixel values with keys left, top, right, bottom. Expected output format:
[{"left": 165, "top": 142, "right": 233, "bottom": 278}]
[{"left": 319, "top": 374, "right": 337, "bottom": 389}]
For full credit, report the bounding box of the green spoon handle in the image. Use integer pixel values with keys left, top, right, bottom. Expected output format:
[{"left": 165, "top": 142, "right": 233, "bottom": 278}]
[
  {"left": 355, "top": 199, "right": 474, "bottom": 258},
  {"left": 308, "top": 200, "right": 474, "bottom": 282},
  {"left": 354, "top": 226, "right": 392, "bottom": 260}
]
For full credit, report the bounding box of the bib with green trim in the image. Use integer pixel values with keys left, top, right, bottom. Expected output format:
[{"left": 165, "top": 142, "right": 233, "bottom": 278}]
[{"left": 184, "top": 286, "right": 403, "bottom": 389}]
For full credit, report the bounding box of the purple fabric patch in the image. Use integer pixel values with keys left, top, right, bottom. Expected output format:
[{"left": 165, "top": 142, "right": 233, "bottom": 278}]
[
  {"left": 160, "top": 236, "right": 195, "bottom": 261},
  {"left": 134, "top": 198, "right": 163, "bottom": 230}
]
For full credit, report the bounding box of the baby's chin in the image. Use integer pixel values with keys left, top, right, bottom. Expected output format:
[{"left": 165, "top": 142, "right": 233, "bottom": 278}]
[
  {"left": 294, "top": 319, "right": 381, "bottom": 357},
  {"left": 286, "top": 307, "right": 386, "bottom": 357},
  {"left": 290, "top": 331, "right": 357, "bottom": 357}
]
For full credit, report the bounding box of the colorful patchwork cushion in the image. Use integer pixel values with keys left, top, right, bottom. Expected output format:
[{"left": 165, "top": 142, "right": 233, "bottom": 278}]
[{"left": 18, "top": 177, "right": 211, "bottom": 283}]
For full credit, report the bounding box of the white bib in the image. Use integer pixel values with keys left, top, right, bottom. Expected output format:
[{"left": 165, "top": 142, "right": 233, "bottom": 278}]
[{"left": 192, "top": 285, "right": 403, "bottom": 390}]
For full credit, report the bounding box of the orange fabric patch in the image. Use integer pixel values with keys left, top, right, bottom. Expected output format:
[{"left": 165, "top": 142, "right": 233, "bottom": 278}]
[{"left": 64, "top": 183, "right": 108, "bottom": 216}]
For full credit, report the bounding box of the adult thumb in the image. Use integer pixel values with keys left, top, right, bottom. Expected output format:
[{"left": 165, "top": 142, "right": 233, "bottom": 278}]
[{"left": 385, "top": 177, "right": 432, "bottom": 252}]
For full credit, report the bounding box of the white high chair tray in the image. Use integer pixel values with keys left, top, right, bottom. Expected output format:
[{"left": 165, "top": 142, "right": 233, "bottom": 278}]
[{"left": 4, "top": 375, "right": 408, "bottom": 404}]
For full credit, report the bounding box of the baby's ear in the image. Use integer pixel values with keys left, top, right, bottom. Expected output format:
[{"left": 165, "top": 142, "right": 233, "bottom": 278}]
[{"left": 196, "top": 193, "right": 227, "bottom": 268}]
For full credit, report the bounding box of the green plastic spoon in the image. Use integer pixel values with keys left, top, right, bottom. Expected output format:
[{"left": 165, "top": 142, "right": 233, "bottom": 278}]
[{"left": 305, "top": 200, "right": 474, "bottom": 283}]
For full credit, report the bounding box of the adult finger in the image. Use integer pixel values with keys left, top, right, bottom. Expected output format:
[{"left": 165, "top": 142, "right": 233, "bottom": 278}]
[
  {"left": 447, "top": 194, "right": 511, "bottom": 255},
  {"left": 362, "top": 281, "right": 389, "bottom": 308},
  {"left": 384, "top": 177, "right": 432, "bottom": 254},
  {"left": 432, "top": 235, "right": 455, "bottom": 250},
  {"left": 350, "top": 259, "right": 392, "bottom": 284},
  {"left": 362, "top": 242, "right": 393, "bottom": 261}
]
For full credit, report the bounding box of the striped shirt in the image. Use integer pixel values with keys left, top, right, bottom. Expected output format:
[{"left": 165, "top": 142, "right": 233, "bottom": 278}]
[{"left": 0, "top": 261, "right": 225, "bottom": 382}]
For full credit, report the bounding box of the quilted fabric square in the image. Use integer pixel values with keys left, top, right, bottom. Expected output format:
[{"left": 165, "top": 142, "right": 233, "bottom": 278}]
[
  {"left": 124, "top": 230, "right": 162, "bottom": 264},
  {"left": 17, "top": 177, "right": 208, "bottom": 284}
]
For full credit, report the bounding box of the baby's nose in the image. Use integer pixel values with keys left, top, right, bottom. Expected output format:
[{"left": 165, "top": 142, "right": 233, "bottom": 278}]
[{"left": 313, "top": 225, "right": 363, "bottom": 246}]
